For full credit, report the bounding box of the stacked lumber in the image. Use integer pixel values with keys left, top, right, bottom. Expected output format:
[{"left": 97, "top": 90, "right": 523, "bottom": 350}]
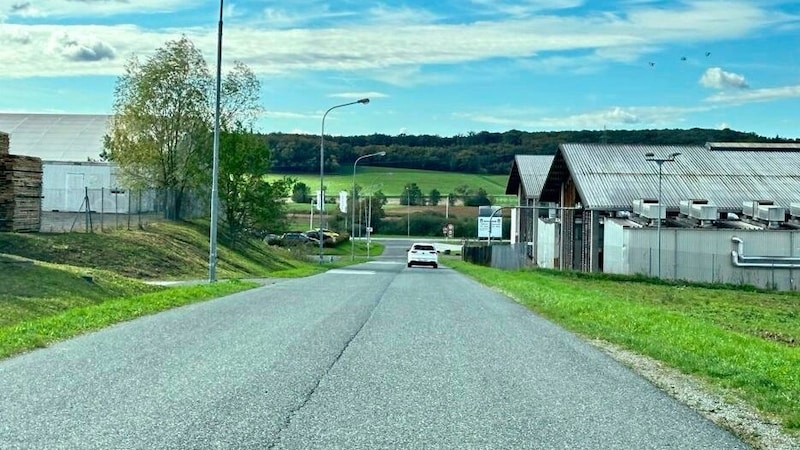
[
  {"left": 0, "top": 133, "right": 43, "bottom": 232},
  {"left": 0, "top": 132, "right": 8, "bottom": 155}
]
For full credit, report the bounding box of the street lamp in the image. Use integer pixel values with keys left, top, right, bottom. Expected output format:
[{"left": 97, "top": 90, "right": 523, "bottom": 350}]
[
  {"left": 208, "top": 0, "right": 224, "bottom": 282},
  {"left": 406, "top": 186, "right": 410, "bottom": 237},
  {"left": 351, "top": 151, "right": 386, "bottom": 261},
  {"left": 644, "top": 151, "right": 681, "bottom": 278},
  {"left": 319, "top": 98, "right": 369, "bottom": 263}
]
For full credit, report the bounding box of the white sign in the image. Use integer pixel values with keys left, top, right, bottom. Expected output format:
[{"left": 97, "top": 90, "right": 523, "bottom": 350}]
[
  {"left": 477, "top": 217, "right": 502, "bottom": 238},
  {"left": 339, "top": 191, "right": 348, "bottom": 213}
]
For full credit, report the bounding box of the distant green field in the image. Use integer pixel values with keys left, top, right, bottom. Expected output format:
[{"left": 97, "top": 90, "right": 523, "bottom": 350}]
[{"left": 269, "top": 167, "right": 511, "bottom": 199}]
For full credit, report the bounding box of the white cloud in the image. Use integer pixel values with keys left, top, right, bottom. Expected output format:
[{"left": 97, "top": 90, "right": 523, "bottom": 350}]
[
  {"left": 1, "top": 1, "right": 796, "bottom": 85},
  {"left": 467, "top": 0, "right": 584, "bottom": 17},
  {"left": 262, "top": 110, "right": 317, "bottom": 120},
  {"left": 364, "top": 5, "right": 441, "bottom": 25},
  {"left": 47, "top": 31, "right": 116, "bottom": 62},
  {"left": 0, "top": 26, "right": 32, "bottom": 44},
  {"left": 457, "top": 105, "right": 712, "bottom": 130},
  {"left": 6, "top": 0, "right": 193, "bottom": 18},
  {"left": 260, "top": 6, "right": 357, "bottom": 29},
  {"left": 329, "top": 92, "right": 388, "bottom": 100},
  {"left": 705, "top": 84, "right": 800, "bottom": 104},
  {"left": 700, "top": 67, "right": 749, "bottom": 90}
]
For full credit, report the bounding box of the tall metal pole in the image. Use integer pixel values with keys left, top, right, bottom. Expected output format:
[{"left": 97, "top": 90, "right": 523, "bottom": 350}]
[
  {"left": 406, "top": 187, "right": 410, "bottom": 237},
  {"left": 208, "top": 0, "right": 224, "bottom": 282},
  {"left": 367, "top": 191, "right": 373, "bottom": 259},
  {"left": 319, "top": 98, "right": 369, "bottom": 264},
  {"left": 351, "top": 151, "right": 385, "bottom": 261},
  {"left": 657, "top": 162, "right": 663, "bottom": 278},
  {"left": 645, "top": 152, "right": 680, "bottom": 279}
]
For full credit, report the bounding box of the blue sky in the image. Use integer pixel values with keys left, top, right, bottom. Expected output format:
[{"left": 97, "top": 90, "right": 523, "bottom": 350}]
[{"left": 2, "top": 0, "right": 799, "bottom": 138}]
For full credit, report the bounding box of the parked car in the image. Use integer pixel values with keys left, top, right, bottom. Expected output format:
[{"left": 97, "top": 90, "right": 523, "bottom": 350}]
[
  {"left": 263, "top": 233, "right": 281, "bottom": 245},
  {"left": 306, "top": 228, "right": 340, "bottom": 246},
  {"left": 279, "top": 232, "right": 316, "bottom": 246},
  {"left": 407, "top": 242, "right": 439, "bottom": 269}
]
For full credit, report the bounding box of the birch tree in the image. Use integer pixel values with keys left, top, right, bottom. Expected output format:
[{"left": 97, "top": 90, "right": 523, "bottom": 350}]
[{"left": 104, "top": 36, "right": 211, "bottom": 220}]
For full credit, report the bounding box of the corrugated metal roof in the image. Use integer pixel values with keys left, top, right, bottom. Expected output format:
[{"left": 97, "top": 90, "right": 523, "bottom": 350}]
[
  {"left": 0, "top": 113, "right": 110, "bottom": 161},
  {"left": 541, "top": 143, "right": 800, "bottom": 211},
  {"left": 706, "top": 142, "right": 800, "bottom": 151},
  {"left": 505, "top": 155, "right": 555, "bottom": 197}
]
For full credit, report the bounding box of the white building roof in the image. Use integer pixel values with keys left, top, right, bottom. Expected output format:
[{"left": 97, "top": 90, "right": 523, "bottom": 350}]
[{"left": 0, "top": 113, "right": 111, "bottom": 162}]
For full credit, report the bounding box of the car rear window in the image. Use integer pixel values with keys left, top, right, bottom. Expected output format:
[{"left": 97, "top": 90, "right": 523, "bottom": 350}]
[{"left": 414, "top": 245, "right": 435, "bottom": 251}]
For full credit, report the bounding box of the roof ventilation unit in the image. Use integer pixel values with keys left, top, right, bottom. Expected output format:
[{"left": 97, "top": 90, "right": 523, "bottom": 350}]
[
  {"left": 743, "top": 200, "right": 785, "bottom": 229},
  {"left": 791, "top": 203, "right": 800, "bottom": 219},
  {"left": 680, "top": 199, "right": 717, "bottom": 227},
  {"left": 632, "top": 198, "right": 664, "bottom": 225}
]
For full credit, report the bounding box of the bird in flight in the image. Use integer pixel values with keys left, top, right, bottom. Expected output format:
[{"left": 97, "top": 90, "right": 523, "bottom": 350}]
[
  {"left": 680, "top": 56, "right": 687, "bottom": 61},
  {"left": 649, "top": 61, "right": 655, "bottom": 67},
  {"left": 705, "top": 51, "right": 711, "bottom": 57}
]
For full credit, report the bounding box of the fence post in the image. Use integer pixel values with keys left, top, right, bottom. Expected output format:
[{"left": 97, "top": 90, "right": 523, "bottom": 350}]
[{"left": 100, "top": 187, "right": 105, "bottom": 232}]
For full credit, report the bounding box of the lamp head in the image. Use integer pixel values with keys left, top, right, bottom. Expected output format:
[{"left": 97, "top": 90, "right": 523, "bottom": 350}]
[
  {"left": 358, "top": 98, "right": 370, "bottom": 104},
  {"left": 644, "top": 152, "right": 655, "bottom": 158},
  {"left": 669, "top": 152, "right": 681, "bottom": 158},
  {"left": 378, "top": 151, "right": 386, "bottom": 156}
]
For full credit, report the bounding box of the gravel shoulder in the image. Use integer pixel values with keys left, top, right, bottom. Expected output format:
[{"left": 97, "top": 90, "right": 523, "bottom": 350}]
[{"left": 590, "top": 339, "right": 800, "bottom": 450}]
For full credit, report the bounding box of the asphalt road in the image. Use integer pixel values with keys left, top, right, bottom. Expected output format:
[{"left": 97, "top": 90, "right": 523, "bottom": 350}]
[{"left": 0, "top": 239, "right": 749, "bottom": 449}]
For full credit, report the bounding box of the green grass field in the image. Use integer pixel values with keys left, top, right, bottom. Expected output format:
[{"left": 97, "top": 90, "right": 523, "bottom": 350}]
[{"left": 269, "top": 166, "right": 513, "bottom": 201}]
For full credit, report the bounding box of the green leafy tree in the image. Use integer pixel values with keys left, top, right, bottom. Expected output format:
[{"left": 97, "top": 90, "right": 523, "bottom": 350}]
[
  {"left": 292, "top": 181, "right": 311, "bottom": 203},
  {"left": 464, "top": 187, "right": 492, "bottom": 207},
  {"left": 364, "top": 190, "right": 388, "bottom": 233},
  {"left": 214, "top": 62, "right": 293, "bottom": 243},
  {"left": 428, "top": 188, "right": 441, "bottom": 206},
  {"left": 218, "top": 127, "right": 295, "bottom": 244},
  {"left": 104, "top": 36, "right": 212, "bottom": 220},
  {"left": 400, "top": 183, "right": 424, "bottom": 206}
]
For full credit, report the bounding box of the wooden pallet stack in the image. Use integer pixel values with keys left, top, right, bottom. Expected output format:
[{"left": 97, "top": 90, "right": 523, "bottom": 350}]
[
  {"left": 0, "top": 132, "right": 44, "bottom": 232},
  {"left": 0, "top": 132, "right": 7, "bottom": 155}
]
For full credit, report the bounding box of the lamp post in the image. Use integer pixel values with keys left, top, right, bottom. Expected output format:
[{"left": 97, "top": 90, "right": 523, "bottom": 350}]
[
  {"left": 351, "top": 151, "right": 386, "bottom": 260},
  {"left": 644, "top": 151, "right": 681, "bottom": 278},
  {"left": 208, "top": 0, "right": 224, "bottom": 282},
  {"left": 319, "top": 98, "right": 369, "bottom": 263},
  {"left": 406, "top": 186, "right": 411, "bottom": 237}
]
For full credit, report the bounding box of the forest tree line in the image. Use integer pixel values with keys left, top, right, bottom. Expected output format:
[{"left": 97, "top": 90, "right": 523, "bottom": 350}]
[{"left": 263, "top": 128, "right": 796, "bottom": 175}]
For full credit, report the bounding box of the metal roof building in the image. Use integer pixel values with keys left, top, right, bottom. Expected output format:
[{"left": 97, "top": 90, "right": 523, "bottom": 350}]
[
  {"left": 0, "top": 113, "right": 111, "bottom": 162},
  {"left": 527, "top": 142, "right": 800, "bottom": 286},
  {"left": 505, "top": 155, "right": 555, "bottom": 199},
  {"left": 540, "top": 143, "right": 800, "bottom": 212},
  {"left": 504, "top": 155, "right": 555, "bottom": 249}
]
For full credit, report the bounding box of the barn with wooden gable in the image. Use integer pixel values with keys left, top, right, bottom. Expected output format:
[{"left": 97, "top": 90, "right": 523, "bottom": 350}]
[{"left": 533, "top": 142, "right": 800, "bottom": 290}]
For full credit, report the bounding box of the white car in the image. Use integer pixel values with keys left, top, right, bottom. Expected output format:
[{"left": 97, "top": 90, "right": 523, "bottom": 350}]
[{"left": 407, "top": 242, "right": 439, "bottom": 269}]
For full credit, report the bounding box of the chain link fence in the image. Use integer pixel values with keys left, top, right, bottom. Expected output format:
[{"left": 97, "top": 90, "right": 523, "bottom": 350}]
[{"left": 39, "top": 187, "right": 206, "bottom": 233}]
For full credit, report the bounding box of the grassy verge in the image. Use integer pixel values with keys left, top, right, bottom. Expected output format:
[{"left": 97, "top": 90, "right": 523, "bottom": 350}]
[
  {"left": 0, "top": 220, "right": 354, "bottom": 360},
  {"left": 447, "top": 259, "right": 800, "bottom": 432},
  {"left": 0, "top": 259, "right": 258, "bottom": 359},
  {"left": 0, "top": 220, "right": 307, "bottom": 280}
]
